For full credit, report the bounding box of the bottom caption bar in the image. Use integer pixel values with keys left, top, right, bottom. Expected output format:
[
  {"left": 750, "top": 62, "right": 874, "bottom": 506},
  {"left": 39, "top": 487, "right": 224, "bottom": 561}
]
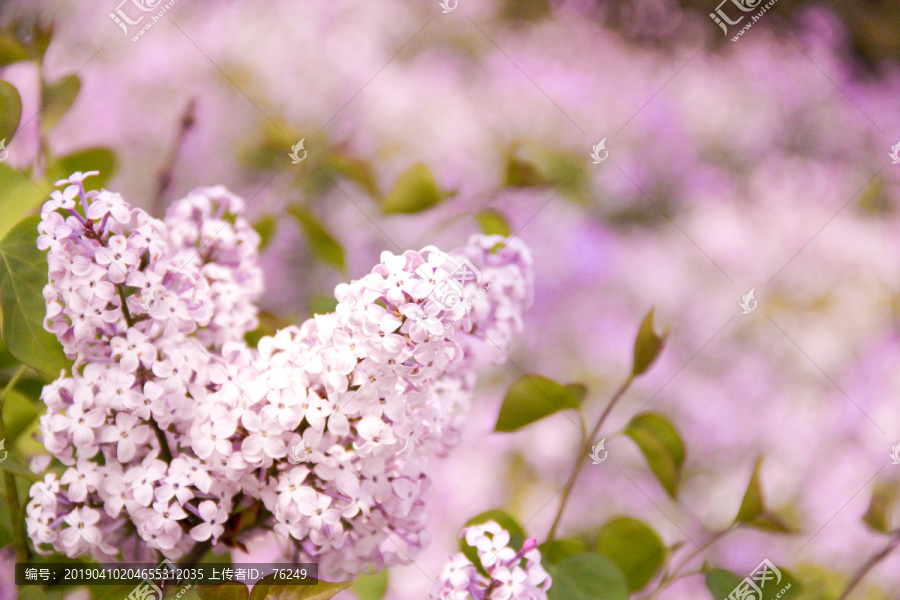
[{"left": 15, "top": 562, "right": 318, "bottom": 585}]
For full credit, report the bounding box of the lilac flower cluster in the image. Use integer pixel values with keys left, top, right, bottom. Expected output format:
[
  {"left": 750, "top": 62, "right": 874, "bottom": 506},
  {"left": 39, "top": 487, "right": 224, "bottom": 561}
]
[
  {"left": 25, "top": 173, "right": 533, "bottom": 580},
  {"left": 429, "top": 521, "right": 551, "bottom": 600}
]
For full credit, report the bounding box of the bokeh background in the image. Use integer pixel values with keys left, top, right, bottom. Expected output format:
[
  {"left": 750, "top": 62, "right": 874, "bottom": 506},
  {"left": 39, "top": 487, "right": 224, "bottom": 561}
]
[{"left": 2, "top": 0, "right": 900, "bottom": 598}]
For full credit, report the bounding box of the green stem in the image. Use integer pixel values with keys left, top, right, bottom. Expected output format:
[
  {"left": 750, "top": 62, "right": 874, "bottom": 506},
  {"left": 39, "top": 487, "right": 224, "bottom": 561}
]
[
  {"left": 0, "top": 365, "right": 32, "bottom": 564},
  {"left": 117, "top": 285, "right": 135, "bottom": 327},
  {"left": 836, "top": 532, "right": 900, "bottom": 600},
  {"left": 645, "top": 528, "right": 734, "bottom": 600},
  {"left": 152, "top": 421, "right": 173, "bottom": 463},
  {"left": 546, "top": 375, "right": 634, "bottom": 543}
]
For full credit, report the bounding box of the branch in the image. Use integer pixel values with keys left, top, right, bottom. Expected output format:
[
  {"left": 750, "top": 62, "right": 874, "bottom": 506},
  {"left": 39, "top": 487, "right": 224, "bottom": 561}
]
[
  {"left": 0, "top": 365, "right": 32, "bottom": 564},
  {"left": 546, "top": 374, "right": 634, "bottom": 542},
  {"left": 153, "top": 99, "right": 197, "bottom": 213},
  {"left": 836, "top": 532, "right": 900, "bottom": 600}
]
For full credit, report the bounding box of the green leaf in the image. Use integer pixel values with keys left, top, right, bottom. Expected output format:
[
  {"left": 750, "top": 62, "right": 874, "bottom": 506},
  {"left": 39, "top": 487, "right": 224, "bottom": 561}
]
[
  {"left": 632, "top": 308, "right": 666, "bottom": 376},
  {"left": 248, "top": 574, "right": 353, "bottom": 600},
  {"left": 0, "top": 164, "right": 50, "bottom": 240},
  {"left": 0, "top": 216, "right": 69, "bottom": 378},
  {"left": 0, "top": 33, "right": 29, "bottom": 68},
  {"left": 2, "top": 389, "right": 42, "bottom": 444},
  {"left": 733, "top": 458, "right": 796, "bottom": 533},
  {"left": 504, "top": 155, "right": 548, "bottom": 187},
  {"left": 41, "top": 74, "right": 80, "bottom": 130},
  {"left": 494, "top": 375, "right": 581, "bottom": 432},
  {"left": 46, "top": 148, "right": 117, "bottom": 190},
  {"left": 475, "top": 209, "right": 511, "bottom": 237},
  {"left": 564, "top": 383, "right": 588, "bottom": 404},
  {"left": 382, "top": 162, "right": 448, "bottom": 214},
  {"left": 538, "top": 538, "right": 589, "bottom": 565},
  {"left": 288, "top": 204, "right": 346, "bottom": 273},
  {"left": 309, "top": 295, "right": 339, "bottom": 316},
  {"left": 624, "top": 412, "right": 685, "bottom": 498},
  {"left": 735, "top": 458, "right": 765, "bottom": 524},
  {"left": 323, "top": 155, "right": 380, "bottom": 200},
  {"left": 349, "top": 570, "right": 388, "bottom": 600},
  {"left": 546, "top": 150, "right": 590, "bottom": 200},
  {"left": 863, "top": 481, "right": 895, "bottom": 534},
  {"left": 197, "top": 583, "right": 249, "bottom": 600},
  {"left": 0, "top": 80, "right": 22, "bottom": 143},
  {"left": 704, "top": 569, "right": 743, "bottom": 599},
  {"left": 253, "top": 215, "right": 277, "bottom": 251},
  {"left": 461, "top": 510, "right": 525, "bottom": 576},
  {"left": 595, "top": 517, "right": 665, "bottom": 592},
  {"left": 547, "top": 553, "right": 629, "bottom": 600}
]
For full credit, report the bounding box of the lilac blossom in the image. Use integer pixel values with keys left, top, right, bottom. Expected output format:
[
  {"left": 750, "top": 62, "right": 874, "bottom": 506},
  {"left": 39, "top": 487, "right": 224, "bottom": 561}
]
[
  {"left": 428, "top": 521, "right": 551, "bottom": 600},
  {"left": 25, "top": 173, "right": 533, "bottom": 580}
]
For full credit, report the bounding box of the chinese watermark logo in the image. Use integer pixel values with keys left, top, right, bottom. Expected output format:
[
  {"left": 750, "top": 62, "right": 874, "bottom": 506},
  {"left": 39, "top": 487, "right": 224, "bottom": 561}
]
[
  {"left": 0, "top": 139, "right": 8, "bottom": 163},
  {"left": 439, "top": 0, "right": 458, "bottom": 13},
  {"left": 0, "top": 439, "right": 7, "bottom": 464},
  {"left": 287, "top": 443, "right": 308, "bottom": 465},
  {"left": 110, "top": 0, "right": 181, "bottom": 41},
  {"left": 889, "top": 141, "right": 900, "bottom": 165},
  {"left": 710, "top": 0, "right": 780, "bottom": 41},
  {"left": 724, "top": 559, "right": 791, "bottom": 600},
  {"left": 126, "top": 559, "right": 192, "bottom": 600},
  {"left": 590, "top": 139, "right": 608, "bottom": 164},
  {"left": 740, "top": 288, "right": 757, "bottom": 314},
  {"left": 709, "top": 0, "right": 761, "bottom": 35},
  {"left": 890, "top": 443, "right": 900, "bottom": 465},
  {"left": 589, "top": 439, "right": 608, "bottom": 464},
  {"left": 407, "top": 258, "right": 488, "bottom": 336},
  {"left": 289, "top": 139, "right": 307, "bottom": 164},
  {"left": 140, "top": 284, "right": 166, "bottom": 313}
]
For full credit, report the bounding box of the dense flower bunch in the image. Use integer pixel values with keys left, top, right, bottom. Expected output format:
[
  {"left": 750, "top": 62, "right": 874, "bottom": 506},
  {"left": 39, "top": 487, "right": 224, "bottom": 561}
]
[
  {"left": 25, "top": 172, "right": 533, "bottom": 580},
  {"left": 429, "top": 521, "right": 551, "bottom": 600}
]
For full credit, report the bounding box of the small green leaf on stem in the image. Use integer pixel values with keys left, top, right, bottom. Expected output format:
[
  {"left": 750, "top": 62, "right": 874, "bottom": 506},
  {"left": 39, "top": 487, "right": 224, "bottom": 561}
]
[
  {"left": 248, "top": 574, "right": 353, "bottom": 600},
  {"left": 547, "top": 553, "right": 629, "bottom": 600},
  {"left": 595, "top": 517, "right": 666, "bottom": 592},
  {"left": 624, "top": 412, "right": 685, "bottom": 499},
  {"left": 704, "top": 569, "right": 743, "bottom": 599},
  {"left": 538, "top": 538, "right": 589, "bottom": 565},
  {"left": 253, "top": 215, "right": 278, "bottom": 251},
  {"left": 475, "top": 209, "right": 511, "bottom": 236},
  {"left": 382, "top": 162, "right": 449, "bottom": 214},
  {"left": 349, "top": 570, "right": 388, "bottom": 600},
  {"left": 564, "top": 383, "right": 588, "bottom": 404},
  {"left": 632, "top": 308, "right": 666, "bottom": 376},
  {"left": 504, "top": 155, "right": 548, "bottom": 188},
  {"left": 322, "top": 154, "right": 380, "bottom": 200},
  {"left": 46, "top": 147, "right": 117, "bottom": 190},
  {"left": 0, "top": 81, "right": 22, "bottom": 143},
  {"left": 495, "top": 375, "right": 581, "bottom": 432},
  {"left": 863, "top": 482, "right": 896, "bottom": 535},
  {"left": 735, "top": 458, "right": 765, "bottom": 524},
  {"left": 0, "top": 217, "right": 70, "bottom": 378},
  {"left": 41, "top": 74, "right": 80, "bottom": 130},
  {"left": 0, "top": 33, "right": 29, "bottom": 68},
  {"left": 288, "top": 204, "right": 346, "bottom": 273}
]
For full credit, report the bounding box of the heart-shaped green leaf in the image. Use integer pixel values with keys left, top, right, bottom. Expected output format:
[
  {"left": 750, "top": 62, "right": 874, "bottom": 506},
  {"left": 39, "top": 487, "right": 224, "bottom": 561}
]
[
  {"left": 0, "top": 216, "right": 69, "bottom": 378},
  {"left": 547, "top": 553, "right": 629, "bottom": 600},
  {"left": 495, "top": 375, "right": 581, "bottom": 432},
  {"left": 248, "top": 575, "right": 353, "bottom": 600},
  {"left": 595, "top": 517, "right": 665, "bottom": 592},
  {"left": 0, "top": 80, "right": 22, "bottom": 143},
  {"left": 288, "top": 204, "right": 346, "bottom": 273},
  {"left": 624, "top": 412, "right": 685, "bottom": 498},
  {"left": 382, "top": 162, "right": 449, "bottom": 214}
]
